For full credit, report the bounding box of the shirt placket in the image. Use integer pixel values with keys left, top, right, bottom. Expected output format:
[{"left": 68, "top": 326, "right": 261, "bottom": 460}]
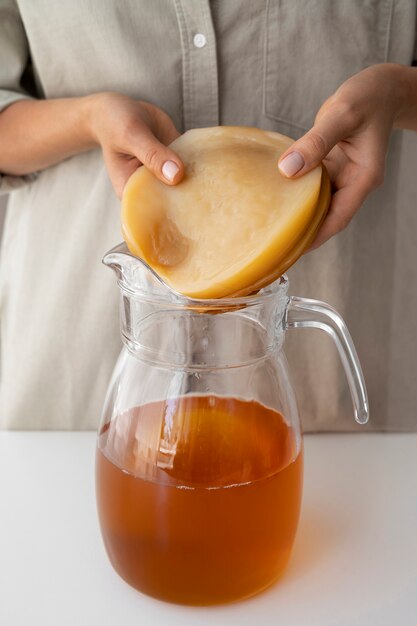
[{"left": 174, "top": 0, "right": 219, "bottom": 130}]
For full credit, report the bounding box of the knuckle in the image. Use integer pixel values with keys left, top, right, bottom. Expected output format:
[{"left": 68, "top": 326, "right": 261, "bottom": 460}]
[
  {"left": 143, "top": 146, "right": 161, "bottom": 170},
  {"left": 120, "top": 118, "right": 140, "bottom": 144},
  {"left": 334, "top": 100, "right": 362, "bottom": 129},
  {"left": 305, "top": 132, "right": 327, "bottom": 159}
]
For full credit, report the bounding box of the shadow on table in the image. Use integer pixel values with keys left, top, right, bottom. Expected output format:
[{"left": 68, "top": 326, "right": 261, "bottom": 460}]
[{"left": 281, "top": 504, "right": 351, "bottom": 584}]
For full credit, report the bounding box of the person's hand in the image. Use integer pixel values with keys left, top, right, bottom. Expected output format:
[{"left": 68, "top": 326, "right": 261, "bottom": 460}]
[
  {"left": 278, "top": 64, "right": 406, "bottom": 249},
  {"left": 89, "top": 93, "right": 184, "bottom": 198}
]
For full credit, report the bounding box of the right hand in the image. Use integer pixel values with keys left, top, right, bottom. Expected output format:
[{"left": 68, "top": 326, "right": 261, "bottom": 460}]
[
  {"left": 277, "top": 64, "right": 407, "bottom": 249},
  {"left": 89, "top": 93, "right": 184, "bottom": 198}
]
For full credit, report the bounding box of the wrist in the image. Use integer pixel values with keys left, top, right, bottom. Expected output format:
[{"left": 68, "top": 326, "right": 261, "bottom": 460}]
[
  {"left": 389, "top": 64, "right": 416, "bottom": 129},
  {"left": 80, "top": 92, "right": 116, "bottom": 146},
  {"left": 379, "top": 63, "right": 412, "bottom": 124},
  {"left": 78, "top": 93, "right": 101, "bottom": 147}
]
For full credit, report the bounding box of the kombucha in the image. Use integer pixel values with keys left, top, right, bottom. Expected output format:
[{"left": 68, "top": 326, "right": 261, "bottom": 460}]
[{"left": 96, "top": 395, "right": 303, "bottom": 604}]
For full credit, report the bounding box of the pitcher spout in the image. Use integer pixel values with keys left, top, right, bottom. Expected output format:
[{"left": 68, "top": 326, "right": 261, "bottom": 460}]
[
  {"left": 103, "top": 242, "right": 186, "bottom": 300},
  {"left": 102, "top": 242, "right": 140, "bottom": 281}
]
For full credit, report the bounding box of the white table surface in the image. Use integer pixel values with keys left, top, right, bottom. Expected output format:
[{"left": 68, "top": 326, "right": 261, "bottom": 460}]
[{"left": 1, "top": 431, "right": 416, "bottom": 626}]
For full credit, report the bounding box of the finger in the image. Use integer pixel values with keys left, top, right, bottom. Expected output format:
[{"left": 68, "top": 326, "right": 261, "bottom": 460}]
[
  {"left": 105, "top": 152, "right": 140, "bottom": 199},
  {"left": 308, "top": 174, "right": 372, "bottom": 250},
  {"left": 140, "top": 100, "right": 181, "bottom": 146},
  {"left": 132, "top": 126, "right": 185, "bottom": 186},
  {"left": 164, "top": 126, "right": 181, "bottom": 145},
  {"left": 278, "top": 103, "right": 358, "bottom": 178},
  {"left": 152, "top": 110, "right": 181, "bottom": 146}
]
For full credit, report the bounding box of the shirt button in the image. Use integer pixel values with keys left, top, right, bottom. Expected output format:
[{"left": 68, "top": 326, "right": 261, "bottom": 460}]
[{"left": 193, "top": 33, "right": 207, "bottom": 49}]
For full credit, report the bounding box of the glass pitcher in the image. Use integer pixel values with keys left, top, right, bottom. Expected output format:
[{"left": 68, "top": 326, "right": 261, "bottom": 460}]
[{"left": 96, "top": 242, "right": 368, "bottom": 606}]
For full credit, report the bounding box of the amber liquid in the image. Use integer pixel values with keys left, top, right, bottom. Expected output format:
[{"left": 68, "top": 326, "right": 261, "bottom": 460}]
[{"left": 96, "top": 395, "right": 303, "bottom": 605}]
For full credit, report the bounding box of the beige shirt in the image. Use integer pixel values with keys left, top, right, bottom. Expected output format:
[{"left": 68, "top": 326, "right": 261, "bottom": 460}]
[{"left": 0, "top": 0, "right": 416, "bottom": 431}]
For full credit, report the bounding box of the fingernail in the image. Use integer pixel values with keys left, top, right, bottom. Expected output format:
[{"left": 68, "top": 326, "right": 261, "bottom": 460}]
[
  {"left": 278, "top": 152, "right": 305, "bottom": 177},
  {"left": 162, "top": 160, "right": 180, "bottom": 182}
]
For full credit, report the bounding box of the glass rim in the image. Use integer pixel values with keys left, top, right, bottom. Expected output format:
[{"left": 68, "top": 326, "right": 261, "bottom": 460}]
[{"left": 119, "top": 273, "right": 289, "bottom": 308}]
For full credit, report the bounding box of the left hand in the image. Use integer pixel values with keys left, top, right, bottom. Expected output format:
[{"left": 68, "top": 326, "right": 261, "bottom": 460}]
[{"left": 278, "top": 64, "right": 406, "bottom": 249}]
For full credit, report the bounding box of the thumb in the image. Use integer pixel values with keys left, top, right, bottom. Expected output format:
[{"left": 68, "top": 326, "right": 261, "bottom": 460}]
[
  {"left": 134, "top": 128, "right": 185, "bottom": 186},
  {"left": 278, "top": 109, "right": 352, "bottom": 178}
]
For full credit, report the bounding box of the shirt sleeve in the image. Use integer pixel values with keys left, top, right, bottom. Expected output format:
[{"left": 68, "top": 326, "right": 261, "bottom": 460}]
[{"left": 0, "top": 0, "right": 38, "bottom": 195}]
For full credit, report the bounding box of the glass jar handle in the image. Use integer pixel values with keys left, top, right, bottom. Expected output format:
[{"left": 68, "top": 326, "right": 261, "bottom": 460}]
[{"left": 285, "top": 296, "right": 369, "bottom": 425}]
